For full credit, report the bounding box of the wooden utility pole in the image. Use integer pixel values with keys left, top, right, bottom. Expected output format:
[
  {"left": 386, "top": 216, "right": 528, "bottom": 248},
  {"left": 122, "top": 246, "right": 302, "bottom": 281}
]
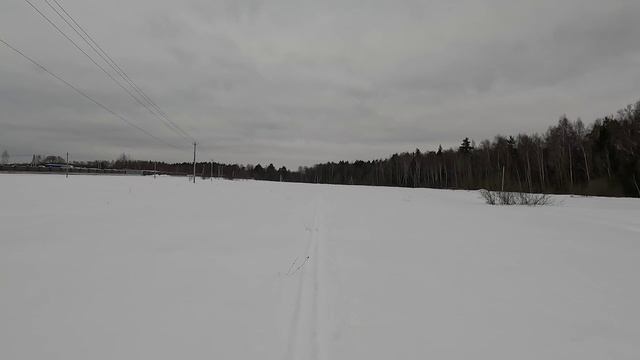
[
  {"left": 192, "top": 142, "right": 197, "bottom": 184},
  {"left": 66, "top": 152, "right": 69, "bottom": 178}
]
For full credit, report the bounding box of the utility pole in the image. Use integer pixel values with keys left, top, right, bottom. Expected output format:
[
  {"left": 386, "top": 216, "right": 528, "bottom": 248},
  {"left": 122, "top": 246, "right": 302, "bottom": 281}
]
[
  {"left": 154, "top": 161, "right": 157, "bottom": 179},
  {"left": 66, "top": 152, "right": 69, "bottom": 178},
  {"left": 192, "top": 142, "right": 197, "bottom": 184},
  {"left": 210, "top": 161, "right": 213, "bottom": 181}
]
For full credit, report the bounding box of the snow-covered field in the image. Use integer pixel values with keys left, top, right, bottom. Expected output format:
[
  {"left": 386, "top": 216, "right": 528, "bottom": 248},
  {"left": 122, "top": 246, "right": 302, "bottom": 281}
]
[{"left": 1, "top": 174, "right": 640, "bottom": 359}]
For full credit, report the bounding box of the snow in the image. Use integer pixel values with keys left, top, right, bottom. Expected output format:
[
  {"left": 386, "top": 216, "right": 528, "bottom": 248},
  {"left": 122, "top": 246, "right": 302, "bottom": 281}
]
[{"left": 1, "top": 173, "right": 639, "bottom": 359}]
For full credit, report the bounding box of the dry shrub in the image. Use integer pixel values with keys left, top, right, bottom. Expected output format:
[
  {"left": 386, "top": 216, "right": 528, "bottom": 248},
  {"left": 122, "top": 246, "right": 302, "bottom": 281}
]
[{"left": 480, "top": 189, "right": 553, "bottom": 206}]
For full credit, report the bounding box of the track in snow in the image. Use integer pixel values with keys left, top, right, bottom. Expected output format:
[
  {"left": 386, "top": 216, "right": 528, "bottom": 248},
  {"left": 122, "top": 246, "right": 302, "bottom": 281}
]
[{"left": 285, "top": 195, "right": 326, "bottom": 360}]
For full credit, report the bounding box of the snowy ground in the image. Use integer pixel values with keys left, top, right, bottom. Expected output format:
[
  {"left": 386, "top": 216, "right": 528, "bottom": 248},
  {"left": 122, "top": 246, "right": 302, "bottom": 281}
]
[{"left": 1, "top": 174, "right": 640, "bottom": 360}]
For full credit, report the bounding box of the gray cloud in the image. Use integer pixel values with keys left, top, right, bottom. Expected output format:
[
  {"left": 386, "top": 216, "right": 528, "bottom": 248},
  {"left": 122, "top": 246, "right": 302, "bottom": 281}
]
[{"left": 1, "top": 0, "right": 640, "bottom": 168}]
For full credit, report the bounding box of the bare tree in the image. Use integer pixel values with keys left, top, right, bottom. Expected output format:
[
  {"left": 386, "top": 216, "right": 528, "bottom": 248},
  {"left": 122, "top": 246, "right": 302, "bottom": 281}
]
[{"left": 574, "top": 119, "right": 591, "bottom": 184}]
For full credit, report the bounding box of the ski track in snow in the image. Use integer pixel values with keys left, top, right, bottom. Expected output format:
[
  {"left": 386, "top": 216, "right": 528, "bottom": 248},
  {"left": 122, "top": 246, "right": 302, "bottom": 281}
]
[{"left": 285, "top": 194, "right": 325, "bottom": 360}]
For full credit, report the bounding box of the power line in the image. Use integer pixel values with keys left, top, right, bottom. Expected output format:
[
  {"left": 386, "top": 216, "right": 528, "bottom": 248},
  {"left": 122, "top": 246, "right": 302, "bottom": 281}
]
[
  {"left": 46, "top": 0, "right": 195, "bottom": 141},
  {"left": 23, "top": 0, "right": 194, "bottom": 143},
  {"left": 49, "top": 0, "right": 195, "bottom": 142},
  {"left": 0, "top": 36, "right": 186, "bottom": 151}
]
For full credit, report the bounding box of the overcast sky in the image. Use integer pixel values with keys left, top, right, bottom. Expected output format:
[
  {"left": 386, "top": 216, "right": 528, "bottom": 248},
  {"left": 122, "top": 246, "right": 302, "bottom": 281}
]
[{"left": 1, "top": 0, "right": 640, "bottom": 168}]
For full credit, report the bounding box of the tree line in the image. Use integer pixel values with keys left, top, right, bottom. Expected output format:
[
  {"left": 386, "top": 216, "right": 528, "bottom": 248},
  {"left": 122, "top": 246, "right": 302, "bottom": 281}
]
[
  {"left": 106, "top": 100, "right": 640, "bottom": 197},
  {"left": 288, "top": 100, "right": 640, "bottom": 197},
  {"left": 14, "top": 100, "right": 639, "bottom": 197},
  {"left": 82, "top": 100, "right": 640, "bottom": 197}
]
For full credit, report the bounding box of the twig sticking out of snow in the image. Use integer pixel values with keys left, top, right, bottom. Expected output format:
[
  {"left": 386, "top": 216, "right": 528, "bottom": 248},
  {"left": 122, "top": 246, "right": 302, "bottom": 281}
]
[
  {"left": 286, "top": 257, "right": 299, "bottom": 275},
  {"left": 289, "top": 256, "right": 310, "bottom": 276}
]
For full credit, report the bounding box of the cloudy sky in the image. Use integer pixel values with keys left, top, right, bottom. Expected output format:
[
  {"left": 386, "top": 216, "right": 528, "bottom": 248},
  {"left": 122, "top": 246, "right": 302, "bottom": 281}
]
[{"left": 1, "top": 0, "right": 640, "bottom": 168}]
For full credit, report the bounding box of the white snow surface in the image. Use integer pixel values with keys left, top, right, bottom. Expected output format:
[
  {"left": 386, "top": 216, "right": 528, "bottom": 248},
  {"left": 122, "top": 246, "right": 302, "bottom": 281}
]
[{"left": 1, "top": 174, "right": 640, "bottom": 359}]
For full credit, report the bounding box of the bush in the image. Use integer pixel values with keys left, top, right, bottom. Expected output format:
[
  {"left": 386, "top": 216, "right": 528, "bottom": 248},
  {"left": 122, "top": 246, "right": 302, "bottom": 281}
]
[
  {"left": 479, "top": 189, "right": 498, "bottom": 205},
  {"left": 480, "top": 189, "right": 553, "bottom": 206}
]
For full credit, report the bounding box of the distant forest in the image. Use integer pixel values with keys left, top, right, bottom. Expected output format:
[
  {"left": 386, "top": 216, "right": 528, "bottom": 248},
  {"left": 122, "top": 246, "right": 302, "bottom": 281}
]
[
  {"left": 64, "top": 100, "right": 640, "bottom": 197},
  {"left": 289, "top": 100, "right": 640, "bottom": 198},
  {"left": 298, "top": 100, "right": 640, "bottom": 197}
]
